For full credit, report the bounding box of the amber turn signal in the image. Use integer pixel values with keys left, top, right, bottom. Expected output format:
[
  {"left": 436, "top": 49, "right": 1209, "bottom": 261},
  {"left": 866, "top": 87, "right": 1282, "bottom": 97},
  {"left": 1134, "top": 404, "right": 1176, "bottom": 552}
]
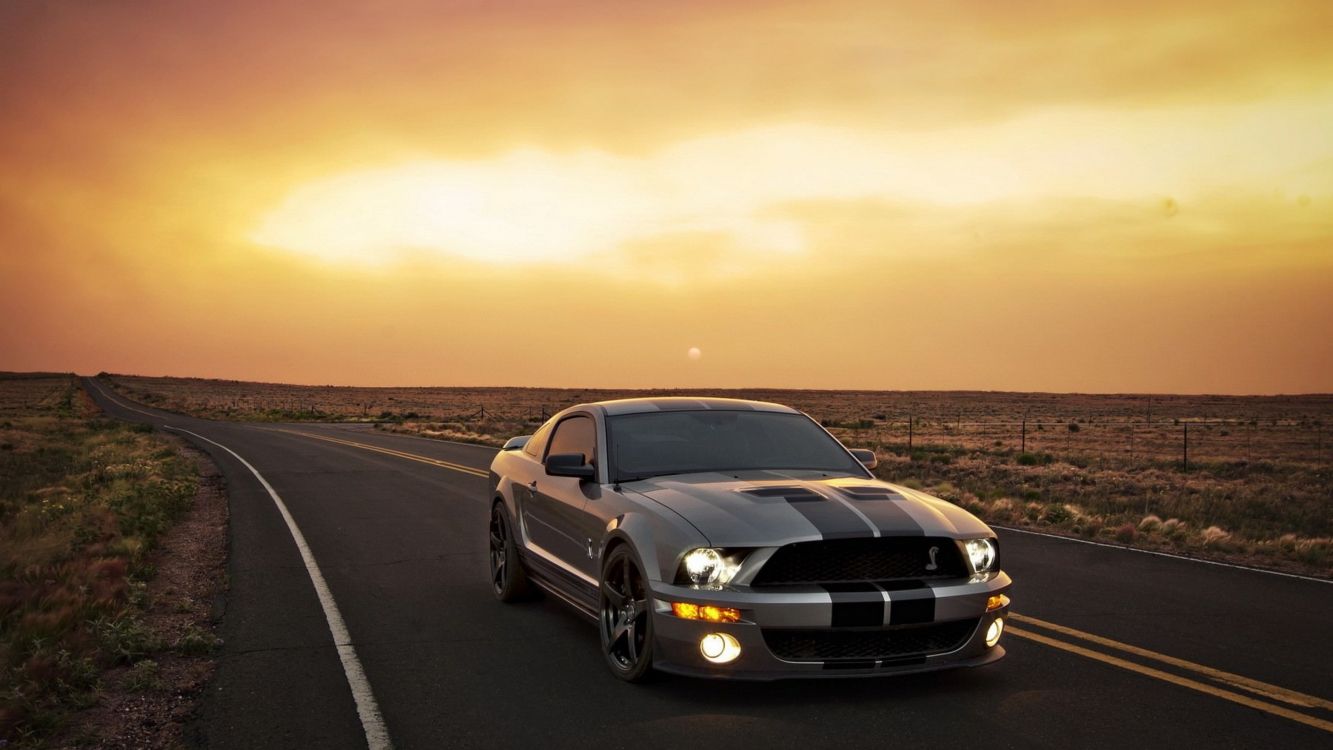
[
  {"left": 671, "top": 602, "right": 741, "bottom": 623},
  {"left": 986, "top": 594, "right": 1010, "bottom": 612}
]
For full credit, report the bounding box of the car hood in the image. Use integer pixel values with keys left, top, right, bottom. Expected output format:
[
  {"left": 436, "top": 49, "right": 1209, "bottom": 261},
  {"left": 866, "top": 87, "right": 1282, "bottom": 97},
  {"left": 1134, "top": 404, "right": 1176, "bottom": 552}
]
[{"left": 628, "top": 472, "right": 992, "bottom": 548}]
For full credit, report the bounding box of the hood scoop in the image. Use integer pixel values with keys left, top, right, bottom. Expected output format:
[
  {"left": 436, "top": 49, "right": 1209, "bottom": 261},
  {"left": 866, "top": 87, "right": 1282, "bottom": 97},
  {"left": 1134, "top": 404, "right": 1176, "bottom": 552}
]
[
  {"left": 836, "top": 486, "right": 903, "bottom": 501},
  {"left": 738, "top": 486, "right": 825, "bottom": 502}
]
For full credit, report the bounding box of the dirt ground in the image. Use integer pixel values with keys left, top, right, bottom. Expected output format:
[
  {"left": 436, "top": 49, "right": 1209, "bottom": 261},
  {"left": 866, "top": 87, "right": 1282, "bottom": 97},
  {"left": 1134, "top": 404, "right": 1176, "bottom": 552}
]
[{"left": 52, "top": 442, "right": 228, "bottom": 750}]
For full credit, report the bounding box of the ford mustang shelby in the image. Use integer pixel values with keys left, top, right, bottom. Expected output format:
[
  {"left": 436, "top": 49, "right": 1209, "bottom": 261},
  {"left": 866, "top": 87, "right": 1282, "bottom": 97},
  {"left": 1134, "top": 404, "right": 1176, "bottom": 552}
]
[{"left": 487, "top": 397, "right": 1012, "bottom": 681}]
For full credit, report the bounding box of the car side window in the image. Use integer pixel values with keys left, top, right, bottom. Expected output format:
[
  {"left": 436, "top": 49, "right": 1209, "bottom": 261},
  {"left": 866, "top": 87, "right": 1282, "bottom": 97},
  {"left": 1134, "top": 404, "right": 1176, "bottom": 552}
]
[
  {"left": 545, "top": 415, "right": 596, "bottom": 465},
  {"left": 523, "top": 420, "right": 554, "bottom": 458}
]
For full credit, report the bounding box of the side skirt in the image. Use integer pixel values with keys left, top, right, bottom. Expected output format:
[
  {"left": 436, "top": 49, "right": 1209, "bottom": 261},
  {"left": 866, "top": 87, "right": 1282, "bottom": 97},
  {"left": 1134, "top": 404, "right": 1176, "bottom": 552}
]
[{"left": 520, "top": 549, "right": 600, "bottom": 621}]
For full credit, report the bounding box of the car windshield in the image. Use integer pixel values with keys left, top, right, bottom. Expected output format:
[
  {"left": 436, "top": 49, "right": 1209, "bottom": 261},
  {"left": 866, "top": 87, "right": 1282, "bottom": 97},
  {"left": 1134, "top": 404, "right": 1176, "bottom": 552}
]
[{"left": 606, "top": 410, "right": 866, "bottom": 482}]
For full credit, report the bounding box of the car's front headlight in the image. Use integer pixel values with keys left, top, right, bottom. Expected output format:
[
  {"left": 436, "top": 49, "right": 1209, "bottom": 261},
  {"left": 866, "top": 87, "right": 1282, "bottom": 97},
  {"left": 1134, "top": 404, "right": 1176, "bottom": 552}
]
[
  {"left": 964, "top": 538, "right": 998, "bottom": 573},
  {"left": 680, "top": 548, "right": 742, "bottom": 586}
]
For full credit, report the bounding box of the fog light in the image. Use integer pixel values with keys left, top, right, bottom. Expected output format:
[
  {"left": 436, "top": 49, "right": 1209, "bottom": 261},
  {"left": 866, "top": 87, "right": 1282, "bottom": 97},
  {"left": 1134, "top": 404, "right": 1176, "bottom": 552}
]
[
  {"left": 699, "top": 632, "right": 741, "bottom": 664},
  {"left": 986, "top": 594, "right": 1010, "bottom": 612},
  {"left": 985, "top": 618, "right": 1004, "bottom": 648}
]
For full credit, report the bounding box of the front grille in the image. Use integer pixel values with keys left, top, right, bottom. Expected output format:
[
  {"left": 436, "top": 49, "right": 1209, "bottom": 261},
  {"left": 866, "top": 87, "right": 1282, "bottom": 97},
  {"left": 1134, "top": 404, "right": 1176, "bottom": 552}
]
[
  {"left": 751, "top": 537, "right": 968, "bottom": 587},
  {"left": 764, "top": 619, "right": 978, "bottom": 662}
]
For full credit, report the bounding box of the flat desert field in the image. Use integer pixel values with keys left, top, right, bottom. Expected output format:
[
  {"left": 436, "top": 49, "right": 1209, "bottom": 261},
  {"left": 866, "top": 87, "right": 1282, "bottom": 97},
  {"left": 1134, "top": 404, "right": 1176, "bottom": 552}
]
[{"left": 103, "top": 373, "right": 1332, "bottom": 577}]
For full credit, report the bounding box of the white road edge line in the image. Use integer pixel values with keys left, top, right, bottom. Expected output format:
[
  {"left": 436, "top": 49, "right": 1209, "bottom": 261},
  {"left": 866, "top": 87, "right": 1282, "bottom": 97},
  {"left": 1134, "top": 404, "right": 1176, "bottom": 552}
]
[
  {"left": 165, "top": 426, "right": 393, "bottom": 750},
  {"left": 85, "top": 378, "right": 162, "bottom": 420},
  {"left": 994, "top": 524, "right": 1332, "bottom": 584}
]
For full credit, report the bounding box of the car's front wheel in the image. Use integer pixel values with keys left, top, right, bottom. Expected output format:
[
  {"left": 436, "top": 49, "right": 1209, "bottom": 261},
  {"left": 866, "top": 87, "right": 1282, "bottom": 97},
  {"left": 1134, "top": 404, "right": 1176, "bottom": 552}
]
[
  {"left": 489, "top": 503, "right": 531, "bottom": 601},
  {"left": 599, "top": 545, "right": 655, "bottom": 682}
]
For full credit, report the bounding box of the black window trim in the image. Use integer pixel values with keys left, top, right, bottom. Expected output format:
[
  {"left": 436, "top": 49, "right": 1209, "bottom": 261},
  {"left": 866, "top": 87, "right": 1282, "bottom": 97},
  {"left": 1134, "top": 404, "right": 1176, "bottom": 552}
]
[{"left": 543, "top": 412, "right": 598, "bottom": 467}]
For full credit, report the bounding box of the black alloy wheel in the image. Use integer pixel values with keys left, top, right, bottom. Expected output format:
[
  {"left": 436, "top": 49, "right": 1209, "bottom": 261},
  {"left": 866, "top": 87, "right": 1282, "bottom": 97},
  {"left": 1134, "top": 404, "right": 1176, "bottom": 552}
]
[
  {"left": 489, "top": 503, "right": 530, "bottom": 601},
  {"left": 599, "top": 545, "right": 655, "bottom": 681}
]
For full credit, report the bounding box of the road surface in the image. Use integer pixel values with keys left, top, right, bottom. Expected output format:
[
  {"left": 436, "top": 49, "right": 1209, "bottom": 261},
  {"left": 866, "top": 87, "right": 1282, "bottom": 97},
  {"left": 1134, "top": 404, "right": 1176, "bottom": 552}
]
[{"left": 82, "top": 378, "right": 1333, "bottom": 749}]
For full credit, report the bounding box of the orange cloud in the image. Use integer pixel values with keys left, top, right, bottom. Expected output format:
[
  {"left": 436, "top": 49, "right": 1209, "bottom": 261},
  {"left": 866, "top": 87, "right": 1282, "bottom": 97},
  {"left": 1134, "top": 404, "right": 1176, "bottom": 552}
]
[{"left": 1, "top": 0, "right": 1331, "bottom": 393}]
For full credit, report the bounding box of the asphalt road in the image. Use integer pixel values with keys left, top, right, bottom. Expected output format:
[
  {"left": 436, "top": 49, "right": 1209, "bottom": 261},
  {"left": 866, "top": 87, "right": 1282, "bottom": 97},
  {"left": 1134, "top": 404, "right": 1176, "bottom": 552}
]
[{"left": 82, "top": 378, "right": 1333, "bottom": 749}]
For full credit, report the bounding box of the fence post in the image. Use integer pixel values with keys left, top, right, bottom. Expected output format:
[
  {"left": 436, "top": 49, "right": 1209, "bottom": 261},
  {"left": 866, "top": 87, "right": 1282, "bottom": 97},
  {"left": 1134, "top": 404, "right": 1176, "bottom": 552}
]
[
  {"left": 908, "top": 415, "right": 914, "bottom": 452},
  {"left": 1183, "top": 422, "right": 1189, "bottom": 471},
  {"left": 1021, "top": 418, "right": 1026, "bottom": 453}
]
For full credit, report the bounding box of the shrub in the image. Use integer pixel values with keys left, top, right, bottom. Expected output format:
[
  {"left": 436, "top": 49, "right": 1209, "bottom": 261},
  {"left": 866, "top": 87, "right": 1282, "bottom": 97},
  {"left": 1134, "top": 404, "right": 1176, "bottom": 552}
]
[
  {"left": 1138, "top": 514, "right": 1163, "bottom": 532},
  {"left": 1161, "top": 518, "right": 1188, "bottom": 541},
  {"left": 1115, "top": 523, "right": 1137, "bottom": 543},
  {"left": 124, "top": 659, "right": 162, "bottom": 692},
  {"left": 93, "top": 616, "right": 163, "bottom": 665},
  {"left": 173, "top": 626, "right": 222, "bottom": 657},
  {"left": 1042, "top": 504, "right": 1073, "bottom": 525}
]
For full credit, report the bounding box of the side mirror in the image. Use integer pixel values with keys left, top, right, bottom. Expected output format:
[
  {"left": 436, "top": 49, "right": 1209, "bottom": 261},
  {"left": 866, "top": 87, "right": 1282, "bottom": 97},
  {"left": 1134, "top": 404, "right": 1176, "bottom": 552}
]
[
  {"left": 545, "top": 452, "right": 596, "bottom": 480},
  {"left": 849, "top": 448, "right": 877, "bottom": 469},
  {"left": 502, "top": 435, "right": 531, "bottom": 451}
]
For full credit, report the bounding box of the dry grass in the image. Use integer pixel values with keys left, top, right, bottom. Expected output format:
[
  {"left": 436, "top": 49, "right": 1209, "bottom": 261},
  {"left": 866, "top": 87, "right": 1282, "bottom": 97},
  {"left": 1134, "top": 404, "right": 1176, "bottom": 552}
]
[
  {"left": 0, "top": 374, "right": 200, "bottom": 745},
  {"left": 103, "top": 373, "right": 1332, "bottom": 577}
]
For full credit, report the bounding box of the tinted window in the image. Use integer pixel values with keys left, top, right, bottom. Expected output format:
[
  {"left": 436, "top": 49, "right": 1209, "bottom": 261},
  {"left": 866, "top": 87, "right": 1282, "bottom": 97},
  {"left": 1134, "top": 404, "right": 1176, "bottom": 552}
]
[
  {"left": 523, "top": 419, "right": 555, "bottom": 458},
  {"left": 546, "top": 415, "right": 596, "bottom": 464},
  {"left": 607, "top": 411, "right": 864, "bottom": 481}
]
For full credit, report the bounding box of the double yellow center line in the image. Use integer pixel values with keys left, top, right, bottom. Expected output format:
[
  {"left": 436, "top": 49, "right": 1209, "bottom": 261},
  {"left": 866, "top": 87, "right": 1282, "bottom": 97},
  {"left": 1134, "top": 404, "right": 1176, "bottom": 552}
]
[
  {"left": 274, "top": 428, "right": 489, "bottom": 478},
  {"left": 276, "top": 427, "right": 1331, "bottom": 734},
  {"left": 1009, "top": 614, "right": 1332, "bottom": 733}
]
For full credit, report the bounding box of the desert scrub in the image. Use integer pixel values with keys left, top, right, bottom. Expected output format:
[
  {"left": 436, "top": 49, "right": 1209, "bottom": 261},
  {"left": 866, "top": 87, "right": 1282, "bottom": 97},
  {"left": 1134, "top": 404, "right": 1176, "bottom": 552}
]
[
  {"left": 0, "top": 375, "right": 197, "bottom": 743},
  {"left": 172, "top": 624, "right": 222, "bottom": 656},
  {"left": 376, "top": 421, "right": 507, "bottom": 448},
  {"left": 875, "top": 446, "right": 1333, "bottom": 577}
]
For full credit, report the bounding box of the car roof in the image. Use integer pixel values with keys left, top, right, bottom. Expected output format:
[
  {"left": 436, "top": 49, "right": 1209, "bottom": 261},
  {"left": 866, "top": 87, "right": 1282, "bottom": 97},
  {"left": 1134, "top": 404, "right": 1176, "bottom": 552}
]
[{"left": 589, "top": 397, "right": 801, "bottom": 417}]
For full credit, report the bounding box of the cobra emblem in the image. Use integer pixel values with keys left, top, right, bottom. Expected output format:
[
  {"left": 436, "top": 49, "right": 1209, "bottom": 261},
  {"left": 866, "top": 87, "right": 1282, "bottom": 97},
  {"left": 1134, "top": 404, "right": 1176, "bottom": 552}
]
[{"left": 925, "top": 545, "right": 940, "bottom": 571}]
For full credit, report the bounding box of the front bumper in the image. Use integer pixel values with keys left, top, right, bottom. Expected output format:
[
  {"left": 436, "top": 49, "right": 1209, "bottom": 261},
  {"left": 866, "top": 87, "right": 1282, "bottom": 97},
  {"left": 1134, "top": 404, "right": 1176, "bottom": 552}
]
[{"left": 648, "top": 572, "right": 1012, "bottom": 680}]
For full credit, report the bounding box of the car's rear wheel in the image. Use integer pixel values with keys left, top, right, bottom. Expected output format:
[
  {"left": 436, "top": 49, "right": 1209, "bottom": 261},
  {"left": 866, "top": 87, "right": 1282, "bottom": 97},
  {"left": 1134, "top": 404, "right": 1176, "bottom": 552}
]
[
  {"left": 489, "top": 503, "right": 531, "bottom": 601},
  {"left": 599, "top": 545, "right": 655, "bottom": 682}
]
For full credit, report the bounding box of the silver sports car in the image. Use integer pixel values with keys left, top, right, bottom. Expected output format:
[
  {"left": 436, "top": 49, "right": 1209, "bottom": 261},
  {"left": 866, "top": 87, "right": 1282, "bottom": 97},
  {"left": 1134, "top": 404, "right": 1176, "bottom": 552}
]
[{"left": 487, "top": 397, "right": 1012, "bottom": 681}]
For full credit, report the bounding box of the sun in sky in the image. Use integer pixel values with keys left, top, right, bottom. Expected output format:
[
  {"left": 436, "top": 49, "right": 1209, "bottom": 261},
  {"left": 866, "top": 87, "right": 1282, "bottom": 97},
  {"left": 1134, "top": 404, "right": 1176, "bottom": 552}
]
[{"left": 1, "top": 0, "right": 1330, "bottom": 393}]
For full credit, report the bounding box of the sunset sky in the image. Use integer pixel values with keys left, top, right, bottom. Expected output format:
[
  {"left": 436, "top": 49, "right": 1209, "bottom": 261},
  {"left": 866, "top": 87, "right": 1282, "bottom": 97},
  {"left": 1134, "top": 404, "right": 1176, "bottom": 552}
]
[{"left": 2, "top": 0, "right": 1330, "bottom": 393}]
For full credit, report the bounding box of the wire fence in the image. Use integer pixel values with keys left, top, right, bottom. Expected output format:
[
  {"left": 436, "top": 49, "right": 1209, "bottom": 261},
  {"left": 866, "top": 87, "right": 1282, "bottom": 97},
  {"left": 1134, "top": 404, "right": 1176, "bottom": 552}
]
[
  {"left": 821, "top": 417, "right": 1330, "bottom": 466},
  {"left": 124, "top": 383, "right": 1332, "bottom": 467}
]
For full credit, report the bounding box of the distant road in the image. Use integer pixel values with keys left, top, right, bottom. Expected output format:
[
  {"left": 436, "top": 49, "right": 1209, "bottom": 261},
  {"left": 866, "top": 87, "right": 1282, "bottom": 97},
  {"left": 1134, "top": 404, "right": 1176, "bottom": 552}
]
[{"left": 83, "top": 378, "right": 1332, "bottom": 749}]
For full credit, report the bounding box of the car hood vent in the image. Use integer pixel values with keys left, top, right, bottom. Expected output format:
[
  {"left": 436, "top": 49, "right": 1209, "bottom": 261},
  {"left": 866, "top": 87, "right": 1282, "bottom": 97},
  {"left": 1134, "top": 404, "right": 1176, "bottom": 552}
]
[
  {"left": 738, "top": 486, "right": 825, "bottom": 502},
  {"left": 836, "top": 486, "right": 903, "bottom": 501}
]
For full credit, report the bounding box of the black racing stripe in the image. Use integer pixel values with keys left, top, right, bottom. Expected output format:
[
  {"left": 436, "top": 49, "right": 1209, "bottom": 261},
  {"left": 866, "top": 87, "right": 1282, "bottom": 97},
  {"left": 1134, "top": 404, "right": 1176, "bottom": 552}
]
[
  {"left": 770, "top": 489, "right": 876, "bottom": 540},
  {"left": 878, "top": 580, "right": 927, "bottom": 592},
  {"left": 888, "top": 591, "right": 936, "bottom": 626},
  {"left": 835, "top": 487, "right": 925, "bottom": 536},
  {"left": 823, "top": 660, "right": 876, "bottom": 670},
  {"left": 823, "top": 583, "right": 886, "bottom": 627}
]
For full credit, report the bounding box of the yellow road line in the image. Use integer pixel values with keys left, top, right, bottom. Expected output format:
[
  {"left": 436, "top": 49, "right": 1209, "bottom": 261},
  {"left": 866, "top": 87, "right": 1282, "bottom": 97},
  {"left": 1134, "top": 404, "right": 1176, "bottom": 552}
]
[
  {"left": 1008, "top": 626, "right": 1333, "bottom": 734},
  {"left": 275, "top": 429, "right": 489, "bottom": 478},
  {"left": 1011, "top": 613, "right": 1333, "bottom": 712}
]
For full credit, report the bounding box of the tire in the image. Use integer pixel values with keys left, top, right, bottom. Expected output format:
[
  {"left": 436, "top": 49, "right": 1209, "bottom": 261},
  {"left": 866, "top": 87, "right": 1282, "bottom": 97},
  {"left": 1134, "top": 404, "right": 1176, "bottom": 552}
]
[
  {"left": 489, "top": 502, "right": 531, "bottom": 602},
  {"left": 598, "top": 545, "right": 656, "bottom": 682}
]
